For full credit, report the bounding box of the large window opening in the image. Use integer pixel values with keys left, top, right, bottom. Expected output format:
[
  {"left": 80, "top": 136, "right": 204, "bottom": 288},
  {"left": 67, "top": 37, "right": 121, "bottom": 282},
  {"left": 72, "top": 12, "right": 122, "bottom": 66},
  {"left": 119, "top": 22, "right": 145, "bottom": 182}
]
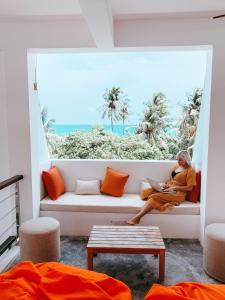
[{"left": 37, "top": 50, "right": 207, "bottom": 160}]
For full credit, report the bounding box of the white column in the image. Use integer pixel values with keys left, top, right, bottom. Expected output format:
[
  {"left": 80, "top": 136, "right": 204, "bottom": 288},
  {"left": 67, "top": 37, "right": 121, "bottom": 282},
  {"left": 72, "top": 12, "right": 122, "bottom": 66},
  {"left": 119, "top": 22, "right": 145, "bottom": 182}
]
[
  {"left": 4, "top": 48, "right": 34, "bottom": 223},
  {"left": 27, "top": 52, "right": 49, "bottom": 218},
  {"left": 203, "top": 43, "right": 225, "bottom": 237},
  {"left": 192, "top": 50, "right": 213, "bottom": 243}
]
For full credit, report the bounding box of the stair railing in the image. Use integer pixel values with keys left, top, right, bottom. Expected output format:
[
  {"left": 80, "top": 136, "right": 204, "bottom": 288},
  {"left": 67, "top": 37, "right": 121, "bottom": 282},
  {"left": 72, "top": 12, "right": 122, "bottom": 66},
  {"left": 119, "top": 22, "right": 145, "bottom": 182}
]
[{"left": 0, "top": 175, "right": 23, "bottom": 256}]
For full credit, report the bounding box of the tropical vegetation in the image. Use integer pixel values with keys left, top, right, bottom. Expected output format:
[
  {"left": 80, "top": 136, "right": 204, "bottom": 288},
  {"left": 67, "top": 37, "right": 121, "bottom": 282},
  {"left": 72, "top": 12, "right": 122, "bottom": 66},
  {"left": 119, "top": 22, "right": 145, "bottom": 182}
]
[
  {"left": 41, "top": 88, "right": 202, "bottom": 160},
  {"left": 177, "top": 88, "right": 202, "bottom": 155},
  {"left": 41, "top": 106, "right": 55, "bottom": 134},
  {"left": 136, "top": 92, "right": 169, "bottom": 146},
  {"left": 101, "top": 87, "right": 122, "bottom": 132}
]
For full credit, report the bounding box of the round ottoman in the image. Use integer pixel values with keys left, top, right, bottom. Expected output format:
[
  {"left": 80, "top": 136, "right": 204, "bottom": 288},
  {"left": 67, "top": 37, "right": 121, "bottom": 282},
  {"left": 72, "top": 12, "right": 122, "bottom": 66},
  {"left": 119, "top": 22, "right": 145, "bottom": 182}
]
[
  {"left": 203, "top": 223, "right": 225, "bottom": 282},
  {"left": 19, "top": 217, "right": 60, "bottom": 263}
]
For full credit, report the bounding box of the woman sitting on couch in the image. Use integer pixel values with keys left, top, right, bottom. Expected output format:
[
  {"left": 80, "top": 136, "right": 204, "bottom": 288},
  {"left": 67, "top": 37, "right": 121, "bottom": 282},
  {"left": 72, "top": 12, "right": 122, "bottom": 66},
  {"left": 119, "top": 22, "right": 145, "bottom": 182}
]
[{"left": 126, "top": 150, "right": 196, "bottom": 225}]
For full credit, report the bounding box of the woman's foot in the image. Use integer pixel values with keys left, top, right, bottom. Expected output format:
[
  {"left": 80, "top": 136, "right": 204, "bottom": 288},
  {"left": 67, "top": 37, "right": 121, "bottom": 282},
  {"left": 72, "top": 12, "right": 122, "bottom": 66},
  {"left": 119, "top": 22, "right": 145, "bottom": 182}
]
[{"left": 126, "top": 216, "right": 140, "bottom": 225}]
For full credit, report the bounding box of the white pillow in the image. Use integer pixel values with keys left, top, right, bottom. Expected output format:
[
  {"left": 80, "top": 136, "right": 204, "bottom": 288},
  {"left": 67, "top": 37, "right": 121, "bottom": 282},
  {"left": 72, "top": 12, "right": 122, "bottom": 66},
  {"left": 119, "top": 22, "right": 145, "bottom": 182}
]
[
  {"left": 75, "top": 179, "right": 100, "bottom": 195},
  {"left": 140, "top": 181, "right": 151, "bottom": 193}
]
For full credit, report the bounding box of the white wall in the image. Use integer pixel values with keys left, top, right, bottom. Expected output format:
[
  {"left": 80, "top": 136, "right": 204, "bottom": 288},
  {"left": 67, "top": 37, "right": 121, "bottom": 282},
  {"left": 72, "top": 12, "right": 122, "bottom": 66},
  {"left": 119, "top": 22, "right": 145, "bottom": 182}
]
[
  {"left": 0, "top": 52, "right": 17, "bottom": 244},
  {"left": 0, "top": 19, "right": 95, "bottom": 222},
  {"left": 0, "top": 17, "right": 224, "bottom": 239},
  {"left": 114, "top": 18, "right": 223, "bottom": 47},
  {"left": 0, "top": 51, "right": 9, "bottom": 181},
  {"left": 27, "top": 53, "right": 50, "bottom": 218},
  {"left": 2, "top": 48, "right": 34, "bottom": 222},
  {"left": 193, "top": 50, "right": 213, "bottom": 243},
  {"left": 204, "top": 42, "right": 225, "bottom": 226}
]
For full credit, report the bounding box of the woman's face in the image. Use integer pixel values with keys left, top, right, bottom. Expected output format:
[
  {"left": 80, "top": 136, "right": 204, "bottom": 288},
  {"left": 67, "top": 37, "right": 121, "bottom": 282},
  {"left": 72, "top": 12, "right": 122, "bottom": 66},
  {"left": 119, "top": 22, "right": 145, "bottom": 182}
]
[{"left": 177, "top": 157, "right": 187, "bottom": 167}]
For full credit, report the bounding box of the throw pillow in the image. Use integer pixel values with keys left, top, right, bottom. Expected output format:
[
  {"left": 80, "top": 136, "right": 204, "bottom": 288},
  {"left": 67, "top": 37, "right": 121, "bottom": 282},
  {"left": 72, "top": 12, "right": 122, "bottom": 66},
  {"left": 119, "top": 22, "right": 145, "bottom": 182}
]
[
  {"left": 186, "top": 171, "right": 201, "bottom": 203},
  {"left": 100, "top": 167, "right": 129, "bottom": 197},
  {"left": 42, "top": 166, "right": 65, "bottom": 200},
  {"left": 76, "top": 179, "right": 100, "bottom": 195},
  {"left": 140, "top": 181, "right": 151, "bottom": 193}
]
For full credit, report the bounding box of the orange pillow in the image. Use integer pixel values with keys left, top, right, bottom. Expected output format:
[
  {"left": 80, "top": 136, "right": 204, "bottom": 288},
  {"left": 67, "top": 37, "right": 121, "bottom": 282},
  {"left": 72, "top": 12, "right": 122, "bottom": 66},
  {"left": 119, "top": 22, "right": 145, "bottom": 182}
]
[
  {"left": 42, "top": 166, "right": 65, "bottom": 200},
  {"left": 100, "top": 167, "right": 129, "bottom": 197},
  {"left": 186, "top": 171, "right": 201, "bottom": 203}
]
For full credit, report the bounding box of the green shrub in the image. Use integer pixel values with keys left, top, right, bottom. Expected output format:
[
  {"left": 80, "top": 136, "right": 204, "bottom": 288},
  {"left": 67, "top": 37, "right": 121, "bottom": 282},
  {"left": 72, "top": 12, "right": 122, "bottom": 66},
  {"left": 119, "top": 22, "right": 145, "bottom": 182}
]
[{"left": 49, "top": 128, "right": 177, "bottom": 160}]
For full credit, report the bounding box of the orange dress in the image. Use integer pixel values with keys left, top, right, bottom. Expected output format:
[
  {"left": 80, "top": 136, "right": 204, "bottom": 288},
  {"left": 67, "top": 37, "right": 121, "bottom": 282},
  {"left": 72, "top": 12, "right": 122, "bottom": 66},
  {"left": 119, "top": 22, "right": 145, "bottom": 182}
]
[{"left": 140, "top": 165, "right": 196, "bottom": 211}]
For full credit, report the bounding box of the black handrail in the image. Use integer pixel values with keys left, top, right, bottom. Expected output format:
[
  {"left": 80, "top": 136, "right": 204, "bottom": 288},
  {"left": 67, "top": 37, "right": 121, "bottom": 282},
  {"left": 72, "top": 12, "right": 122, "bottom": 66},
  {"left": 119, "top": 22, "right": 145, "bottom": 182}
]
[
  {"left": 0, "top": 236, "right": 17, "bottom": 256},
  {"left": 0, "top": 175, "right": 23, "bottom": 190},
  {"left": 0, "top": 175, "right": 24, "bottom": 257}
]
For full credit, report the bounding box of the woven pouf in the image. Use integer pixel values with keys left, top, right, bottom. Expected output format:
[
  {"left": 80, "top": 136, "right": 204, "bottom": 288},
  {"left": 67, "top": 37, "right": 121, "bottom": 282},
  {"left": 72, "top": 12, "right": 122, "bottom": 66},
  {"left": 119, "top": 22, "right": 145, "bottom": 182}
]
[
  {"left": 19, "top": 217, "right": 60, "bottom": 263},
  {"left": 203, "top": 223, "right": 225, "bottom": 282}
]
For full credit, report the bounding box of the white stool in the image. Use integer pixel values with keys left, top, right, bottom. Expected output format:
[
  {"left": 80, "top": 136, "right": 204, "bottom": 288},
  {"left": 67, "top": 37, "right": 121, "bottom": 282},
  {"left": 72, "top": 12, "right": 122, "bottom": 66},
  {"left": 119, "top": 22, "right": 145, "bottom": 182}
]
[
  {"left": 203, "top": 223, "right": 225, "bottom": 282},
  {"left": 19, "top": 217, "right": 60, "bottom": 263}
]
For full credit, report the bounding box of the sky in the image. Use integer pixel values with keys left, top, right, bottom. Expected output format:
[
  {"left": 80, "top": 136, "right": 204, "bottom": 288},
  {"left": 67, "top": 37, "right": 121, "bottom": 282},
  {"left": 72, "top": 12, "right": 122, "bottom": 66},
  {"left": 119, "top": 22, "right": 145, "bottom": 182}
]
[{"left": 37, "top": 50, "right": 207, "bottom": 125}]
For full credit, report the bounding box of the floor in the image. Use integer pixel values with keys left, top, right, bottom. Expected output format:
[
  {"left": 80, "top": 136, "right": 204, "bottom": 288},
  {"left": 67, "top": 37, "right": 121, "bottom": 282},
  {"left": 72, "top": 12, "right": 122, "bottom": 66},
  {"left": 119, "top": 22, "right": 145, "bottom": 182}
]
[{"left": 59, "top": 237, "right": 218, "bottom": 299}]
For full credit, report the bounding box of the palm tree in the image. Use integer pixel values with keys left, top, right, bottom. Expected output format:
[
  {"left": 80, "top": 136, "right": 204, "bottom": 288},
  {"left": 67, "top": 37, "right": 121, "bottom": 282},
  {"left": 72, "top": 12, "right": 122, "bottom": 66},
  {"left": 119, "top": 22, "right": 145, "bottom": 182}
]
[
  {"left": 41, "top": 106, "right": 55, "bottom": 134},
  {"left": 119, "top": 99, "right": 130, "bottom": 135},
  {"left": 136, "top": 92, "right": 169, "bottom": 146},
  {"left": 101, "top": 87, "right": 122, "bottom": 132},
  {"left": 178, "top": 88, "right": 202, "bottom": 152}
]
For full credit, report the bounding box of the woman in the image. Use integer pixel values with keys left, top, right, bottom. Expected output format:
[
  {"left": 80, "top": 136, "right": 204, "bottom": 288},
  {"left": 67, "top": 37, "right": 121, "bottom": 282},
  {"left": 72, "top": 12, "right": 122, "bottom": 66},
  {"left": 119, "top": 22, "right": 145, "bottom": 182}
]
[{"left": 126, "top": 150, "right": 196, "bottom": 225}]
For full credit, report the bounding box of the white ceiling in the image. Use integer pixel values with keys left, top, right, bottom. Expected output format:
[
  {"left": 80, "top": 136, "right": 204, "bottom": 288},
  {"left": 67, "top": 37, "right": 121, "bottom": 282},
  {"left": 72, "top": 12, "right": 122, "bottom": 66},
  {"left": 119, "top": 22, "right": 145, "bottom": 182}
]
[
  {"left": 0, "top": 0, "right": 224, "bottom": 18},
  {"left": 0, "top": 0, "right": 224, "bottom": 49},
  {"left": 110, "top": 0, "right": 225, "bottom": 17}
]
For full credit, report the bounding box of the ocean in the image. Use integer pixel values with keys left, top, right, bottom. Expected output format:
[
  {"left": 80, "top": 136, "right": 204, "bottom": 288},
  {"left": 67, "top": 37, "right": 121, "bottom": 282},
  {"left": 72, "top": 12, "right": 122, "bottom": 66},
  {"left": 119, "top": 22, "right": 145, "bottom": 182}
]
[{"left": 51, "top": 124, "right": 136, "bottom": 136}]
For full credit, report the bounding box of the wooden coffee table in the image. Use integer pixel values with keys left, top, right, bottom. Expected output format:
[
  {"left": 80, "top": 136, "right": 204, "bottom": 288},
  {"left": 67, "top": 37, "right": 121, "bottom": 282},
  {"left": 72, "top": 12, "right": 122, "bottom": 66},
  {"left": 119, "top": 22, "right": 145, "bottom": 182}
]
[{"left": 87, "top": 225, "right": 166, "bottom": 281}]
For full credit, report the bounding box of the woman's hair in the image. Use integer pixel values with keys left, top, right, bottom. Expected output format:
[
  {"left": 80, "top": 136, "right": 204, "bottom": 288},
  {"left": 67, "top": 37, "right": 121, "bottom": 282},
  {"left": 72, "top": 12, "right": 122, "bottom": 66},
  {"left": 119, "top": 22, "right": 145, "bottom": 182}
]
[{"left": 176, "top": 150, "right": 192, "bottom": 166}]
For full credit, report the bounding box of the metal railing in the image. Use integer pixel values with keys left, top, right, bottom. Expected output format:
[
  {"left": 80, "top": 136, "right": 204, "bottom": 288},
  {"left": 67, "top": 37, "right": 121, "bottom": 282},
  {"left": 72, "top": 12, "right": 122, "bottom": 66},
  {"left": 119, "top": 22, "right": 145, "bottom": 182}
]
[{"left": 0, "top": 175, "right": 23, "bottom": 256}]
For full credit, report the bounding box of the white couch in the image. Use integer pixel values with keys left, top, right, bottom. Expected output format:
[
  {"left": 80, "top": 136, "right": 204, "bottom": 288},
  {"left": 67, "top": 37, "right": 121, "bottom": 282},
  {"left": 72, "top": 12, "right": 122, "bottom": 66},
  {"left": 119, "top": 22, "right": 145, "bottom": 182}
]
[{"left": 40, "top": 159, "right": 200, "bottom": 238}]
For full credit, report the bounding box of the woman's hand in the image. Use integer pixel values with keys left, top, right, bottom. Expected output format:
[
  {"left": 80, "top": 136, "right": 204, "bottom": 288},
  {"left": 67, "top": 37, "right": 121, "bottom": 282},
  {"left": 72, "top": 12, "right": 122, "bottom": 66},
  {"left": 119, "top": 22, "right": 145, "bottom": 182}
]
[
  {"left": 161, "top": 183, "right": 169, "bottom": 189},
  {"left": 163, "top": 187, "right": 176, "bottom": 192},
  {"left": 170, "top": 185, "right": 194, "bottom": 192}
]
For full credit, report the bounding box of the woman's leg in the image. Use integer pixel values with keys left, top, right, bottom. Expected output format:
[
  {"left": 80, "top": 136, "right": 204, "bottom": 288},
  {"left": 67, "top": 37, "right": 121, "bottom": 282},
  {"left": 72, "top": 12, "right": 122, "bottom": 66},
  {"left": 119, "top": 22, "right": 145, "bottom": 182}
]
[
  {"left": 140, "top": 188, "right": 155, "bottom": 200},
  {"left": 126, "top": 201, "right": 154, "bottom": 225},
  {"left": 149, "top": 191, "right": 185, "bottom": 211},
  {"left": 126, "top": 191, "right": 185, "bottom": 225}
]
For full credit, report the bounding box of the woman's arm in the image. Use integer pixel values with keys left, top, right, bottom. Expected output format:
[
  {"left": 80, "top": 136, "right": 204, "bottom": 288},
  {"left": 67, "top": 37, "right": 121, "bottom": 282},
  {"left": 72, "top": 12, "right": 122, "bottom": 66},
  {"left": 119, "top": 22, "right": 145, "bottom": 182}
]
[
  {"left": 165, "top": 185, "right": 194, "bottom": 192},
  {"left": 161, "top": 179, "right": 171, "bottom": 188}
]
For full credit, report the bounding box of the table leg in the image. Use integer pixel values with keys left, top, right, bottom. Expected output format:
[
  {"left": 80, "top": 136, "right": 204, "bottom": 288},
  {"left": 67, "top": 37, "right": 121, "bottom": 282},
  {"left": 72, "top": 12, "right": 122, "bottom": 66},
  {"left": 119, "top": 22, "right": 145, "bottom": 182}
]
[
  {"left": 87, "top": 249, "right": 94, "bottom": 270},
  {"left": 159, "top": 250, "right": 165, "bottom": 281}
]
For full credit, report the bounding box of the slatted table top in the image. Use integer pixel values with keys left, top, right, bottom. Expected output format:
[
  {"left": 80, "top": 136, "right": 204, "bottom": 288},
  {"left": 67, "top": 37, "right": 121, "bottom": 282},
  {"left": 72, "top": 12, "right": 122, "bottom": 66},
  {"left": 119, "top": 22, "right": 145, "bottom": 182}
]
[{"left": 87, "top": 225, "right": 165, "bottom": 250}]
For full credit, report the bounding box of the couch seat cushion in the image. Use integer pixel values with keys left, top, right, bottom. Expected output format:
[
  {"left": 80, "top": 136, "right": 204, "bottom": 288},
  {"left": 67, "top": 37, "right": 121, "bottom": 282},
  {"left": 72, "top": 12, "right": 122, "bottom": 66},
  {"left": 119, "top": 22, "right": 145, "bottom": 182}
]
[{"left": 41, "top": 193, "right": 200, "bottom": 215}]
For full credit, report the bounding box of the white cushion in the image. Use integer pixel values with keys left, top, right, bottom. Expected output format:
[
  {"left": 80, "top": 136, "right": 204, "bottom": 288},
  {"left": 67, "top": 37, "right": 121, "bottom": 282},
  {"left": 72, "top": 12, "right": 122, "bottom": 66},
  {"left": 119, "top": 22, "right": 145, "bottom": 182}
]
[
  {"left": 41, "top": 192, "right": 200, "bottom": 215},
  {"left": 140, "top": 181, "right": 151, "bottom": 192},
  {"left": 76, "top": 179, "right": 100, "bottom": 195}
]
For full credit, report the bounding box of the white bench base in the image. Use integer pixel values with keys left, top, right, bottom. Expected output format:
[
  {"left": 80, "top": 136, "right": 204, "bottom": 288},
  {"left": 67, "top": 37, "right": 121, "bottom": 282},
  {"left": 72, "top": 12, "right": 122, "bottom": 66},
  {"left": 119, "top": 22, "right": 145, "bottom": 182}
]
[{"left": 40, "top": 210, "right": 200, "bottom": 239}]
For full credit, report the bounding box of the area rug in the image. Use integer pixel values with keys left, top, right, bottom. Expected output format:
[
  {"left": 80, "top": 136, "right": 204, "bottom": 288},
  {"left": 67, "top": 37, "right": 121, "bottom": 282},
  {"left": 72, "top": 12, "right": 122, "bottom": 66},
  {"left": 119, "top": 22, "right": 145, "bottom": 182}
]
[{"left": 59, "top": 237, "right": 218, "bottom": 299}]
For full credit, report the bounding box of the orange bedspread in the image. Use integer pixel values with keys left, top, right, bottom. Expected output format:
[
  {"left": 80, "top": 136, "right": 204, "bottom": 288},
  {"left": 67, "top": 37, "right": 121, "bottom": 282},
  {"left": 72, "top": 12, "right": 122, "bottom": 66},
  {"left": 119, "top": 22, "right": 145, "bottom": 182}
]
[
  {"left": 0, "top": 261, "right": 131, "bottom": 300},
  {"left": 145, "top": 282, "right": 225, "bottom": 300}
]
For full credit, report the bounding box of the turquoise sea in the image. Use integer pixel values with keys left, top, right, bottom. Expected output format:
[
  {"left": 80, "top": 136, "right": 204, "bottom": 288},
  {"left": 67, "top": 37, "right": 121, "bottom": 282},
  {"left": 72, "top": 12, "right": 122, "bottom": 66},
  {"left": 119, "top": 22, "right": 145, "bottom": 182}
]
[
  {"left": 51, "top": 124, "right": 136, "bottom": 136},
  {"left": 51, "top": 124, "right": 177, "bottom": 137}
]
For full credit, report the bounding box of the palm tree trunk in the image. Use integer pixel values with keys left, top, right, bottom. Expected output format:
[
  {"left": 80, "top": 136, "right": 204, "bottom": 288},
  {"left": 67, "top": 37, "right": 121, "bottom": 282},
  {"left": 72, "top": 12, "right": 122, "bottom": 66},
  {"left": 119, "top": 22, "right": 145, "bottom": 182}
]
[
  {"left": 147, "top": 131, "right": 151, "bottom": 143},
  {"left": 111, "top": 113, "right": 113, "bottom": 132}
]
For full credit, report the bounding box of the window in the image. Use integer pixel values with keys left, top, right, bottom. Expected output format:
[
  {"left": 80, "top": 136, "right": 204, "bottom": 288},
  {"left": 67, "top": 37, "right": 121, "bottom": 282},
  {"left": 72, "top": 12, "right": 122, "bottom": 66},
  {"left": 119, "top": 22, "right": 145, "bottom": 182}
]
[{"left": 38, "top": 51, "right": 206, "bottom": 160}]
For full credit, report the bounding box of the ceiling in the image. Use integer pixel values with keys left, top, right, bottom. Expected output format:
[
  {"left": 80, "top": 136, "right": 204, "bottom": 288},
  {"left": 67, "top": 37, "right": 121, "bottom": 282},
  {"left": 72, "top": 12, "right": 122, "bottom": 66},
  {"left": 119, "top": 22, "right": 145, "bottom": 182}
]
[
  {"left": 0, "top": 0, "right": 224, "bottom": 48},
  {"left": 0, "top": 0, "right": 224, "bottom": 19}
]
